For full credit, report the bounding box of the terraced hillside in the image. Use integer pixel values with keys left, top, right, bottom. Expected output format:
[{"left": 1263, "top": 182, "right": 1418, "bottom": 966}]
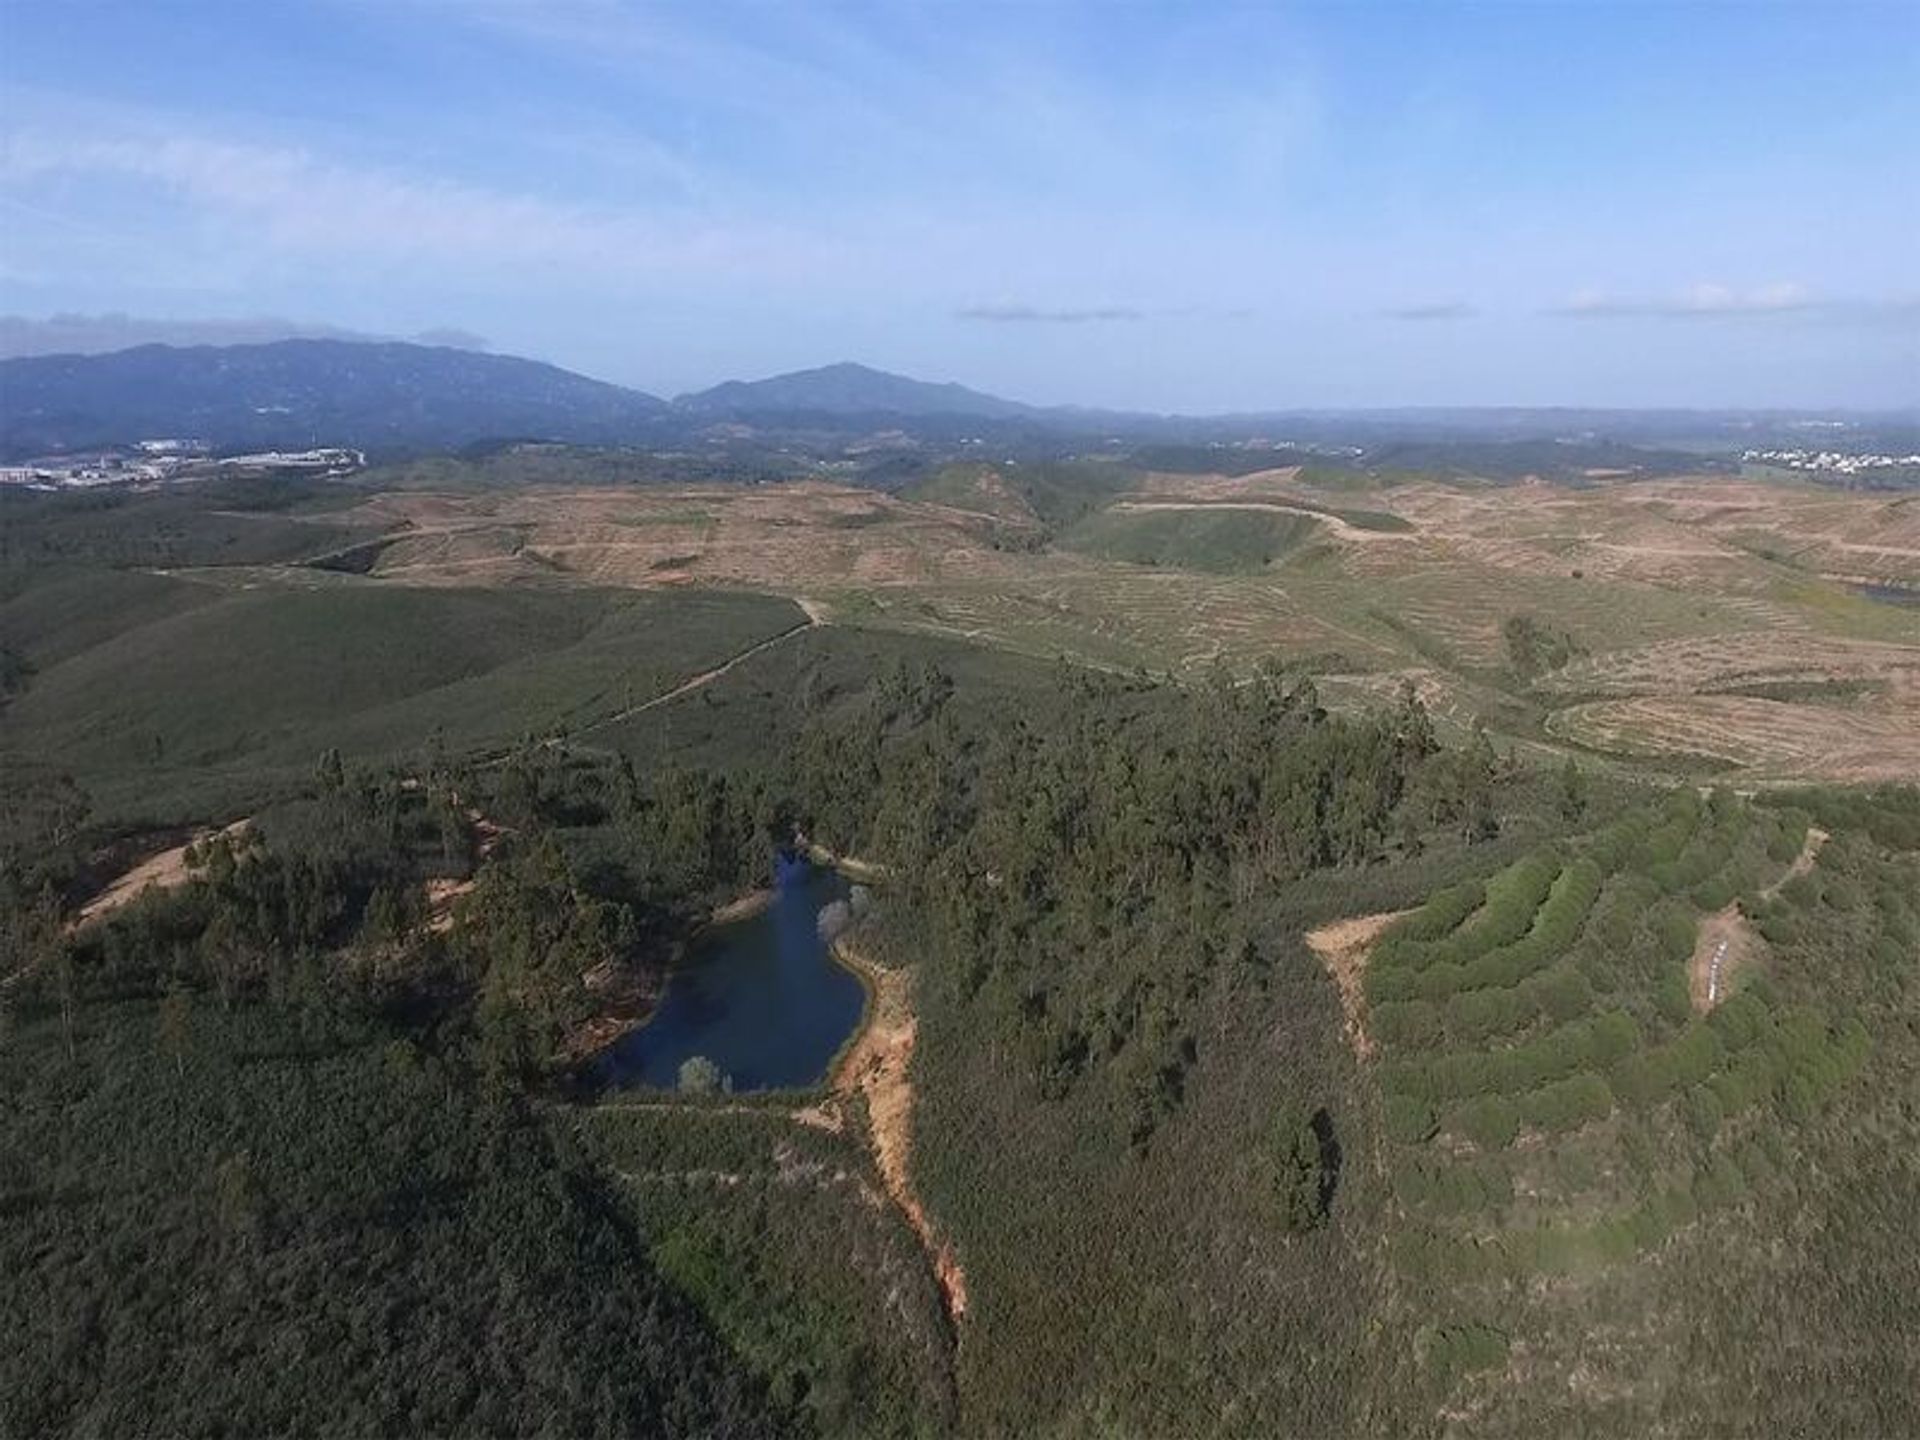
[{"left": 1349, "top": 788, "right": 1920, "bottom": 1433}]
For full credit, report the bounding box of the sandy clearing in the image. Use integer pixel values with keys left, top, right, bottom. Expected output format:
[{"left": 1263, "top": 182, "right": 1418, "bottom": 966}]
[
  {"left": 1305, "top": 911, "right": 1411, "bottom": 1060},
  {"left": 831, "top": 938, "right": 969, "bottom": 1323},
  {"left": 1689, "top": 904, "right": 1756, "bottom": 1013},
  {"left": 804, "top": 841, "right": 894, "bottom": 884},
  {"left": 73, "top": 819, "right": 252, "bottom": 930},
  {"left": 1688, "top": 828, "right": 1825, "bottom": 1013}
]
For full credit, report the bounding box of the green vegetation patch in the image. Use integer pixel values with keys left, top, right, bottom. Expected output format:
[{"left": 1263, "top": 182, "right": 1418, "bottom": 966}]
[
  {"left": 1368, "top": 785, "right": 1920, "bottom": 1427},
  {"left": 1060, "top": 505, "right": 1323, "bottom": 573},
  {"left": 0, "top": 583, "right": 802, "bottom": 824},
  {"left": 0, "top": 999, "right": 791, "bottom": 1438}
]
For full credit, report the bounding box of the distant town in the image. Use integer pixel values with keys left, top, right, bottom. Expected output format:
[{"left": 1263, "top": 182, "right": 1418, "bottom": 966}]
[
  {"left": 0, "top": 441, "right": 364, "bottom": 489},
  {"left": 1743, "top": 447, "right": 1920, "bottom": 477}
]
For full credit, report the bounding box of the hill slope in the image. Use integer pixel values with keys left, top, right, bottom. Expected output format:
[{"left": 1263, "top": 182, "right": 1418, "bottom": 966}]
[
  {"left": 676, "top": 361, "right": 1033, "bottom": 419},
  {"left": 0, "top": 340, "right": 669, "bottom": 459}
]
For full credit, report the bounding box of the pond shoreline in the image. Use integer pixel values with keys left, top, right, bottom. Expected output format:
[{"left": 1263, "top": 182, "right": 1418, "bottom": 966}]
[
  {"left": 579, "top": 862, "right": 867, "bottom": 1088},
  {"left": 562, "top": 887, "right": 774, "bottom": 1064}
]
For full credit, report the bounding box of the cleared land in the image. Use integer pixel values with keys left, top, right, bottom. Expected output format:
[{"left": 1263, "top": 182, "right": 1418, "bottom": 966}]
[
  {"left": 72, "top": 819, "right": 251, "bottom": 928},
  {"left": 17, "top": 465, "right": 1915, "bottom": 789},
  {"left": 1305, "top": 910, "right": 1410, "bottom": 1059}
]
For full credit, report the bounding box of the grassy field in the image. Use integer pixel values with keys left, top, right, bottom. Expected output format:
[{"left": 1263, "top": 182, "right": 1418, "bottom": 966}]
[
  {"left": 8, "top": 462, "right": 1918, "bottom": 838},
  {"left": 1058, "top": 504, "right": 1324, "bottom": 573}
]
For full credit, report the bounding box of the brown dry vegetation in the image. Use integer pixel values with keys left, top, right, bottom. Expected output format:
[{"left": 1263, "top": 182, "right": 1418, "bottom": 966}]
[
  {"left": 1548, "top": 695, "right": 1920, "bottom": 783},
  {"left": 285, "top": 469, "right": 1920, "bottom": 785}
]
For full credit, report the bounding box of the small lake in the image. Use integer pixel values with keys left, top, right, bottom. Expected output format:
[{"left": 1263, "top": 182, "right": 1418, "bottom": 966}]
[
  {"left": 599, "top": 860, "right": 866, "bottom": 1091},
  {"left": 1854, "top": 582, "right": 1920, "bottom": 609}
]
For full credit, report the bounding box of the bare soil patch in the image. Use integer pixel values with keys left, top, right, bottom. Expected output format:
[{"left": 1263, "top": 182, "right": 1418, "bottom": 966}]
[
  {"left": 830, "top": 938, "right": 969, "bottom": 1323},
  {"left": 1689, "top": 904, "right": 1758, "bottom": 1013},
  {"left": 1684, "top": 824, "right": 1828, "bottom": 1016},
  {"left": 1304, "top": 910, "right": 1410, "bottom": 1059},
  {"left": 74, "top": 819, "right": 252, "bottom": 929},
  {"left": 424, "top": 804, "right": 507, "bottom": 933}
]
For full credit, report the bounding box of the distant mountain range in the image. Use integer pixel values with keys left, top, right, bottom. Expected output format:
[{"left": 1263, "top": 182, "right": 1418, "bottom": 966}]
[
  {"left": 2, "top": 335, "right": 1908, "bottom": 467},
  {"left": 0, "top": 341, "right": 671, "bottom": 460},
  {"left": 0, "top": 342, "right": 1051, "bottom": 460}
]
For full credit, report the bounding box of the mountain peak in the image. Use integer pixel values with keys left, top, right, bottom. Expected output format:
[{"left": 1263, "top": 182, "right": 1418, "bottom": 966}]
[{"left": 675, "top": 362, "right": 1032, "bottom": 420}]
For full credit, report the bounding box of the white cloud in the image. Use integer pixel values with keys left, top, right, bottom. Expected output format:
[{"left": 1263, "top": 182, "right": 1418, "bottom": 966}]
[
  {"left": 1553, "top": 282, "right": 1816, "bottom": 317},
  {"left": 0, "top": 128, "right": 802, "bottom": 281}
]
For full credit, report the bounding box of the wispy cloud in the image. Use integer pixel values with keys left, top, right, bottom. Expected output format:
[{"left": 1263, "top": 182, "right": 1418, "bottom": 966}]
[
  {"left": 0, "top": 311, "right": 490, "bottom": 359},
  {"left": 0, "top": 128, "right": 801, "bottom": 281},
  {"left": 1384, "top": 301, "right": 1476, "bottom": 321},
  {"left": 958, "top": 302, "right": 1145, "bottom": 324},
  {"left": 1551, "top": 282, "right": 1816, "bottom": 317}
]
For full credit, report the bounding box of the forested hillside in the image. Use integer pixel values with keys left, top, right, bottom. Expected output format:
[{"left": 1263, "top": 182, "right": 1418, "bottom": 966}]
[{"left": 2, "top": 472, "right": 1917, "bottom": 1434}]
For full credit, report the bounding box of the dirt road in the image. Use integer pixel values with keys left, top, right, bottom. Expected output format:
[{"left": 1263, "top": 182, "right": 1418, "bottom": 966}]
[
  {"left": 1689, "top": 826, "right": 1828, "bottom": 1012},
  {"left": 578, "top": 606, "right": 820, "bottom": 735}
]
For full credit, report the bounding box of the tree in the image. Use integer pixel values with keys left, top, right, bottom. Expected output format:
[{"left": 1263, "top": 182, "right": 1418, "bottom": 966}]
[
  {"left": 1559, "top": 756, "right": 1589, "bottom": 821},
  {"left": 678, "top": 1054, "right": 730, "bottom": 1095},
  {"left": 1276, "top": 1106, "right": 1338, "bottom": 1232},
  {"left": 315, "top": 747, "right": 346, "bottom": 796}
]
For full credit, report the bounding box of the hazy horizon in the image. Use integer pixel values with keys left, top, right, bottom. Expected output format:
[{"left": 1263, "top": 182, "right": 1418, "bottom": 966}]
[{"left": 3, "top": 1, "right": 1915, "bottom": 410}]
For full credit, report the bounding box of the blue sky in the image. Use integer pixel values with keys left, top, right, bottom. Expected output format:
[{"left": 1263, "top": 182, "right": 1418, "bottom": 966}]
[{"left": 1, "top": 0, "right": 1914, "bottom": 409}]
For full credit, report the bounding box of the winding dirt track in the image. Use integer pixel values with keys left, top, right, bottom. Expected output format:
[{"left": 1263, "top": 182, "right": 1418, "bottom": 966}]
[{"left": 577, "top": 601, "right": 822, "bottom": 736}]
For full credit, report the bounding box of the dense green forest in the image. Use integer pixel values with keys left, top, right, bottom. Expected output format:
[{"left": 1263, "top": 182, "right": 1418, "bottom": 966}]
[{"left": 3, "top": 480, "right": 1918, "bottom": 1435}]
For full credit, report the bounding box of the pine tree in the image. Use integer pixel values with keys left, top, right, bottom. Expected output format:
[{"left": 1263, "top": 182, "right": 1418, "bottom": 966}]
[
  {"left": 1559, "top": 756, "right": 1589, "bottom": 821},
  {"left": 1277, "top": 1108, "right": 1329, "bottom": 1232}
]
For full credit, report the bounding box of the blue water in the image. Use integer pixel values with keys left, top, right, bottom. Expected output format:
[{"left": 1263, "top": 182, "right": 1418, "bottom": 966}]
[
  {"left": 1854, "top": 582, "right": 1920, "bottom": 609},
  {"left": 599, "top": 862, "right": 865, "bottom": 1091}
]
